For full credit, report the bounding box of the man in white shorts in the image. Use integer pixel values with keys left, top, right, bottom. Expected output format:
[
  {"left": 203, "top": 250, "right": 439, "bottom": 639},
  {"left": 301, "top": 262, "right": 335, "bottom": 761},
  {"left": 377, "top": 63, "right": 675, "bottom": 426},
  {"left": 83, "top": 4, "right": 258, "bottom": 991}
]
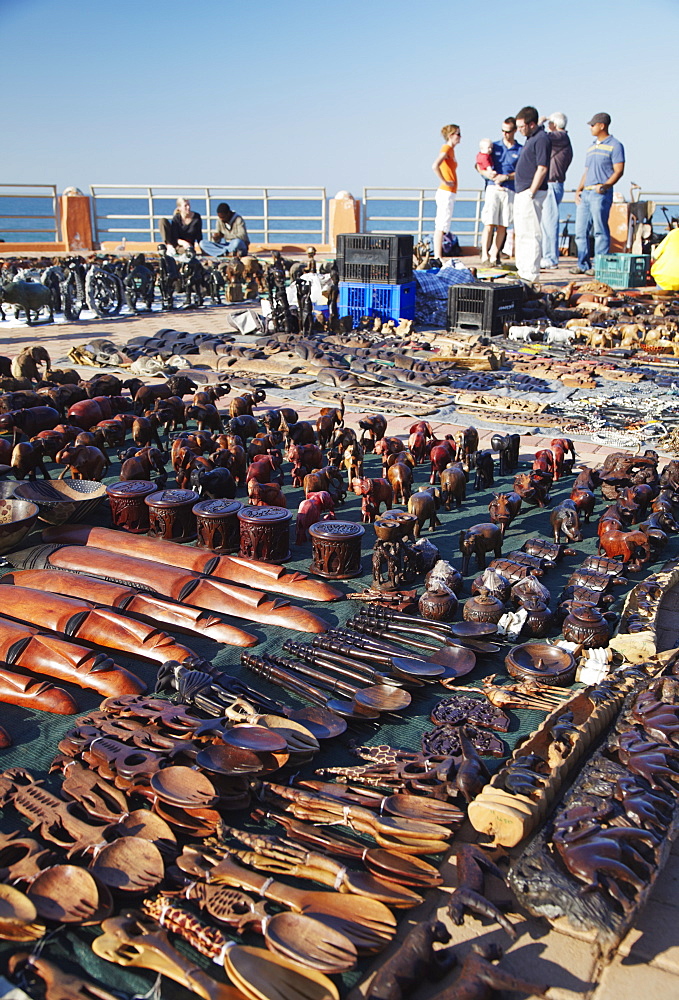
[
  {"left": 432, "top": 124, "right": 461, "bottom": 260},
  {"left": 477, "top": 118, "right": 522, "bottom": 264}
]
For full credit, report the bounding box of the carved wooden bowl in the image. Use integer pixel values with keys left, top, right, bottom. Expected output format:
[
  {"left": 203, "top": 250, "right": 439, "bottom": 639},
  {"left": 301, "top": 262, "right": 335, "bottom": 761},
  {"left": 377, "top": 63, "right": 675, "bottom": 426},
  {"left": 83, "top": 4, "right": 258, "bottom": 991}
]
[
  {"left": 0, "top": 498, "right": 39, "bottom": 553},
  {"left": 15, "top": 480, "right": 106, "bottom": 526},
  {"left": 505, "top": 641, "right": 576, "bottom": 686}
]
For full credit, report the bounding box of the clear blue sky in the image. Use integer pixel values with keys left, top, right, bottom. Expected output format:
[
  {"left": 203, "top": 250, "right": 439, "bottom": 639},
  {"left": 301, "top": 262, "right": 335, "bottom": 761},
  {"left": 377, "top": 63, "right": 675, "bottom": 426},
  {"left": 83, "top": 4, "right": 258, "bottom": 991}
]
[{"left": 2, "top": 0, "right": 678, "bottom": 199}]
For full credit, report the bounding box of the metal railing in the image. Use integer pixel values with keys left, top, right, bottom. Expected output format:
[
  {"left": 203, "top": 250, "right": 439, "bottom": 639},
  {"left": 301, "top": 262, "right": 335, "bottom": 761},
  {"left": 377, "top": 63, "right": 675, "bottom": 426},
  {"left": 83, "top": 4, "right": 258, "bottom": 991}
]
[
  {"left": 89, "top": 185, "right": 327, "bottom": 245},
  {"left": 362, "top": 186, "right": 679, "bottom": 247},
  {"left": 362, "top": 187, "right": 485, "bottom": 244},
  {"left": 0, "top": 184, "right": 60, "bottom": 241}
]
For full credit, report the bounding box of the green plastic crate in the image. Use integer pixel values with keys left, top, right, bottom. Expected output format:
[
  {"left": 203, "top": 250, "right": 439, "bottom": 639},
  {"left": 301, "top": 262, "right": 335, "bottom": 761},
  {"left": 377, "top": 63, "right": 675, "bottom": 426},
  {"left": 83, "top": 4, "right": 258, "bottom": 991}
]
[{"left": 594, "top": 253, "right": 650, "bottom": 288}]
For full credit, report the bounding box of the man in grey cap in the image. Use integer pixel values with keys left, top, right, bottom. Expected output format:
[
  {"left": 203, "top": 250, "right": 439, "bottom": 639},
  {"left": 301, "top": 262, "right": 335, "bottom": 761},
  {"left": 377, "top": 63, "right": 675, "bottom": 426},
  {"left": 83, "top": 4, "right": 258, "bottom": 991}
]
[{"left": 571, "top": 113, "right": 625, "bottom": 275}]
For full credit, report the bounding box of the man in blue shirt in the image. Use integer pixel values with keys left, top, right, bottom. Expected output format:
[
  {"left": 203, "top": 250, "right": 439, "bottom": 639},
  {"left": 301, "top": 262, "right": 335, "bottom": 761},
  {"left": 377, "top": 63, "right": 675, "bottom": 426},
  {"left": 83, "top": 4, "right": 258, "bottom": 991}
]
[
  {"left": 571, "top": 113, "right": 625, "bottom": 275},
  {"left": 513, "top": 106, "right": 551, "bottom": 284},
  {"left": 476, "top": 118, "right": 522, "bottom": 265}
]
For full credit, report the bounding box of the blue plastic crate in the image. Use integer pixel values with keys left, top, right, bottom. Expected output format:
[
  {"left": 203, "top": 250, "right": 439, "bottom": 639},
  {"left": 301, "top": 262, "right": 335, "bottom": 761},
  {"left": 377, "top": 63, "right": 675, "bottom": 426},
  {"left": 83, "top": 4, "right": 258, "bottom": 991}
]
[
  {"left": 594, "top": 253, "right": 650, "bottom": 289},
  {"left": 338, "top": 280, "right": 416, "bottom": 325}
]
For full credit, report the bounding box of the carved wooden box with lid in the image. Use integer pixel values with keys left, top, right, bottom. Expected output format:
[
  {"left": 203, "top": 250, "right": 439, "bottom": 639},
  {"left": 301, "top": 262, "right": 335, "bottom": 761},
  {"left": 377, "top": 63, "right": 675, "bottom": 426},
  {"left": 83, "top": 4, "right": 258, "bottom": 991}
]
[
  {"left": 193, "top": 499, "right": 243, "bottom": 554},
  {"left": 308, "top": 520, "right": 365, "bottom": 579},
  {"left": 145, "top": 489, "right": 200, "bottom": 542},
  {"left": 238, "top": 505, "right": 292, "bottom": 563},
  {"left": 106, "top": 480, "right": 157, "bottom": 533}
]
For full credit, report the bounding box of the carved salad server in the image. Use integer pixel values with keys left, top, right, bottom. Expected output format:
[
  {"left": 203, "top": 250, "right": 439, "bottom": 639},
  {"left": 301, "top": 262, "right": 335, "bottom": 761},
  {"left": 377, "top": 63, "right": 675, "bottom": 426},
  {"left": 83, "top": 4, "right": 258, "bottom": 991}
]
[
  {"left": 219, "top": 828, "right": 422, "bottom": 908},
  {"left": 8, "top": 954, "right": 121, "bottom": 1000},
  {"left": 250, "top": 808, "right": 443, "bottom": 888},
  {"left": 262, "top": 782, "right": 451, "bottom": 849},
  {"left": 91, "top": 912, "right": 245, "bottom": 1000},
  {"left": 206, "top": 854, "right": 397, "bottom": 952},
  {"left": 142, "top": 894, "right": 357, "bottom": 974},
  {"left": 168, "top": 666, "right": 348, "bottom": 740}
]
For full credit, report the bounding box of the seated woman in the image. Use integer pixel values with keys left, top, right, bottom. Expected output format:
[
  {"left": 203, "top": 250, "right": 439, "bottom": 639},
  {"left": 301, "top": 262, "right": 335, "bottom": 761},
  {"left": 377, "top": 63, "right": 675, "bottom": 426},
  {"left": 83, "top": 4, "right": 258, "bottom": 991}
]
[
  {"left": 200, "top": 203, "right": 250, "bottom": 257},
  {"left": 158, "top": 198, "right": 203, "bottom": 253},
  {"left": 651, "top": 227, "right": 679, "bottom": 291}
]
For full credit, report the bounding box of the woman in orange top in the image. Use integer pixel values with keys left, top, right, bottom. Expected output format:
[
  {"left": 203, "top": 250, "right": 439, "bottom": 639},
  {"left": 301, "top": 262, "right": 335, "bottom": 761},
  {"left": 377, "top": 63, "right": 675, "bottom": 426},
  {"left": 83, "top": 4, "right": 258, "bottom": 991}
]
[{"left": 432, "top": 124, "right": 461, "bottom": 260}]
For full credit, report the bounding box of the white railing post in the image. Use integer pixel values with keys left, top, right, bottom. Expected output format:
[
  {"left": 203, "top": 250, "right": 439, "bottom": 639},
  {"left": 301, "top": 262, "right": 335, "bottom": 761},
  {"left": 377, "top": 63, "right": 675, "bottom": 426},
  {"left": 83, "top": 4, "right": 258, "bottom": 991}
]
[{"left": 148, "top": 186, "right": 154, "bottom": 243}]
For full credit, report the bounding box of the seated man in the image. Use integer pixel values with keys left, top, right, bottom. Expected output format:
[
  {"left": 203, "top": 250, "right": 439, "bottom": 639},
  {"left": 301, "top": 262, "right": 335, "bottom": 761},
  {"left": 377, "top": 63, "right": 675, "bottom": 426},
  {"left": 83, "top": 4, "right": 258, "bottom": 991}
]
[
  {"left": 651, "top": 227, "right": 679, "bottom": 291},
  {"left": 200, "top": 203, "right": 250, "bottom": 257},
  {"left": 158, "top": 197, "right": 203, "bottom": 254}
]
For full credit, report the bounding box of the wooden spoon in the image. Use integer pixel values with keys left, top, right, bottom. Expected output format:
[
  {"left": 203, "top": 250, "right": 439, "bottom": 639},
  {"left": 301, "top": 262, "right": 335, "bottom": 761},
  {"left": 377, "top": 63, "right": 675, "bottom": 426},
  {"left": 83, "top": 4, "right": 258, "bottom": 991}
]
[
  {"left": 225, "top": 840, "right": 422, "bottom": 909},
  {"left": 182, "top": 883, "right": 357, "bottom": 974},
  {"left": 0, "top": 885, "right": 37, "bottom": 924},
  {"left": 353, "top": 684, "right": 411, "bottom": 714},
  {"left": 364, "top": 849, "right": 442, "bottom": 888},
  {"left": 288, "top": 706, "right": 346, "bottom": 740},
  {"left": 196, "top": 744, "right": 281, "bottom": 776}
]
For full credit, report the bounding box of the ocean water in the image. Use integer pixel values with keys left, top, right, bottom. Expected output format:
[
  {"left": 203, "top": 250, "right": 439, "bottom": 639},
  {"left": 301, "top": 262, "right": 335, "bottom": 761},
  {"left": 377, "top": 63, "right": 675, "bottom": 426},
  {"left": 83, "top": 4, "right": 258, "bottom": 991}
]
[{"left": 2, "top": 191, "right": 678, "bottom": 246}]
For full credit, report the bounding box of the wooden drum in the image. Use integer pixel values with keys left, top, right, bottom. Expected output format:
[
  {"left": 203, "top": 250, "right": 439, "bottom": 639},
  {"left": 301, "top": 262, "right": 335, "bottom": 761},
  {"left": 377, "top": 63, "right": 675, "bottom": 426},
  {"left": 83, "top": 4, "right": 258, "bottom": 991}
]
[
  {"left": 145, "top": 488, "right": 200, "bottom": 542},
  {"left": 308, "top": 520, "right": 365, "bottom": 579},
  {"left": 106, "top": 480, "right": 157, "bottom": 533},
  {"left": 193, "top": 498, "right": 243, "bottom": 554},
  {"left": 238, "top": 505, "right": 292, "bottom": 564}
]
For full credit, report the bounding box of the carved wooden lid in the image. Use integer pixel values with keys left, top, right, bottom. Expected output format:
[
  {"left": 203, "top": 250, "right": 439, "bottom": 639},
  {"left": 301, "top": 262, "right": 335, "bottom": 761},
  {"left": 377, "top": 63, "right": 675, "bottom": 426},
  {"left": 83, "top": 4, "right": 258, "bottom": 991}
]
[
  {"left": 308, "top": 521, "right": 365, "bottom": 540},
  {"left": 237, "top": 505, "right": 292, "bottom": 525},
  {"left": 145, "top": 489, "right": 200, "bottom": 508},
  {"left": 192, "top": 499, "right": 243, "bottom": 518},
  {"left": 106, "top": 480, "right": 156, "bottom": 498}
]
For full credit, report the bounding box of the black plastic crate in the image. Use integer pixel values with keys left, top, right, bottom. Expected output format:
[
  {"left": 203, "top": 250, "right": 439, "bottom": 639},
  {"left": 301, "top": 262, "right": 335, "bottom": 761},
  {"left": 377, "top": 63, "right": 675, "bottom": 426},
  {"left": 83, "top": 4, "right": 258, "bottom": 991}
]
[
  {"left": 336, "top": 233, "right": 413, "bottom": 284},
  {"left": 447, "top": 282, "right": 524, "bottom": 335}
]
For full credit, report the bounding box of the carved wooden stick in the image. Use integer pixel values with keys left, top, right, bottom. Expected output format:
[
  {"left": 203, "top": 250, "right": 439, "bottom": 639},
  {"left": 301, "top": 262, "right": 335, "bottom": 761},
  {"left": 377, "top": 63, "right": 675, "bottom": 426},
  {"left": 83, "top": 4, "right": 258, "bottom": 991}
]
[
  {"left": 0, "top": 665, "right": 77, "bottom": 714},
  {"left": 0, "top": 586, "right": 199, "bottom": 665},
  {"left": 2, "top": 569, "right": 257, "bottom": 648},
  {"left": 7, "top": 545, "right": 328, "bottom": 633},
  {"left": 43, "top": 524, "right": 342, "bottom": 602},
  {"left": 0, "top": 615, "right": 144, "bottom": 697}
]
